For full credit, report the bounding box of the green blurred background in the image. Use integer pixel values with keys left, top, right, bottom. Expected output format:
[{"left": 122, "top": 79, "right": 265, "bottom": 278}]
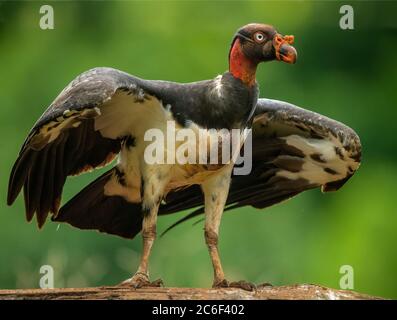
[{"left": 0, "top": 0, "right": 396, "bottom": 298}]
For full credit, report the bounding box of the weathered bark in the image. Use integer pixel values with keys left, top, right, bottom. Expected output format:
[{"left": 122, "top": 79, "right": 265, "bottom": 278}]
[{"left": 0, "top": 284, "right": 383, "bottom": 300}]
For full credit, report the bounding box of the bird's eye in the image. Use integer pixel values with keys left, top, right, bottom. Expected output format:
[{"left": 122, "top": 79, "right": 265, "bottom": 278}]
[{"left": 254, "top": 32, "right": 265, "bottom": 43}]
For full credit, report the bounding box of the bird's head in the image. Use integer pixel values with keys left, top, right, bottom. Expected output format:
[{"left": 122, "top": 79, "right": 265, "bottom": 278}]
[{"left": 229, "top": 23, "right": 297, "bottom": 86}]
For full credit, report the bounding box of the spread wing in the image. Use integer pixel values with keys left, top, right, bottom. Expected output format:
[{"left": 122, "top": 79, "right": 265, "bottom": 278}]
[
  {"left": 159, "top": 98, "right": 362, "bottom": 233},
  {"left": 7, "top": 67, "right": 174, "bottom": 228}
]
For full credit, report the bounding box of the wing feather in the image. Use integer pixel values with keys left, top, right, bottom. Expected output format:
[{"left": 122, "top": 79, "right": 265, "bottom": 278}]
[
  {"left": 160, "top": 98, "right": 362, "bottom": 233},
  {"left": 8, "top": 67, "right": 165, "bottom": 227}
]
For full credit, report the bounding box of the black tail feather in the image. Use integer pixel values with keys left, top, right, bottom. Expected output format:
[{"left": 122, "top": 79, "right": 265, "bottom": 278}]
[{"left": 54, "top": 168, "right": 143, "bottom": 239}]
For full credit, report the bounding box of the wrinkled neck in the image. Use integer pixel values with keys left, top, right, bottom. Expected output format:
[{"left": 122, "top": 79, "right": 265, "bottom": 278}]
[{"left": 229, "top": 38, "right": 257, "bottom": 87}]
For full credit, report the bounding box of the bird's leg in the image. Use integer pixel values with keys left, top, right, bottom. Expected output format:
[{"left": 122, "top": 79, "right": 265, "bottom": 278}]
[
  {"left": 205, "top": 228, "right": 226, "bottom": 287},
  {"left": 202, "top": 168, "right": 229, "bottom": 287},
  {"left": 202, "top": 167, "right": 256, "bottom": 291},
  {"left": 123, "top": 203, "right": 163, "bottom": 288},
  {"left": 121, "top": 165, "right": 170, "bottom": 288}
]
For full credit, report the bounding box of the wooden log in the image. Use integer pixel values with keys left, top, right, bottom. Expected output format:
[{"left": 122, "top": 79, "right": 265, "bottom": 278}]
[{"left": 0, "top": 284, "right": 383, "bottom": 300}]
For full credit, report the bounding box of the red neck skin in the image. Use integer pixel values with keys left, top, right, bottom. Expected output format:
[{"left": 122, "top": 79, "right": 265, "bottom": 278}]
[{"left": 229, "top": 38, "right": 258, "bottom": 87}]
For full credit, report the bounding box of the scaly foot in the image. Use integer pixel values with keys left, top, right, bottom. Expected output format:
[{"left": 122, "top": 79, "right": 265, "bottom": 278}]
[
  {"left": 119, "top": 272, "right": 163, "bottom": 288},
  {"left": 212, "top": 279, "right": 256, "bottom": 291}
]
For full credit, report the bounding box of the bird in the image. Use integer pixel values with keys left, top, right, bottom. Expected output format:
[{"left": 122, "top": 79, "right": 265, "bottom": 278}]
[{"left": 7, "top": 23, "right": 361, "bottom": 290}]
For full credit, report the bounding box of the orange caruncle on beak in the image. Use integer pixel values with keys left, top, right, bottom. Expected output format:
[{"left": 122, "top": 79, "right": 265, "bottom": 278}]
[{"left": 273, "top": 34, "right": 297, "bottom": 64}]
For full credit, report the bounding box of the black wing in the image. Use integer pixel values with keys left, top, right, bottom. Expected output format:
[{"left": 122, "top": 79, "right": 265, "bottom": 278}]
[
  {"left": 7, "top": 67, "right": 174, "bottom": 228},
  {"left": 159, "top": 98, "right": 362, "bottom": 233}
]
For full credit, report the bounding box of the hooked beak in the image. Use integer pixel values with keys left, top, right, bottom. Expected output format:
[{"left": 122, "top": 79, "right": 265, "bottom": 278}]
[{"left": 273, "top": 34, "right": 297, "bottom": 64}]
